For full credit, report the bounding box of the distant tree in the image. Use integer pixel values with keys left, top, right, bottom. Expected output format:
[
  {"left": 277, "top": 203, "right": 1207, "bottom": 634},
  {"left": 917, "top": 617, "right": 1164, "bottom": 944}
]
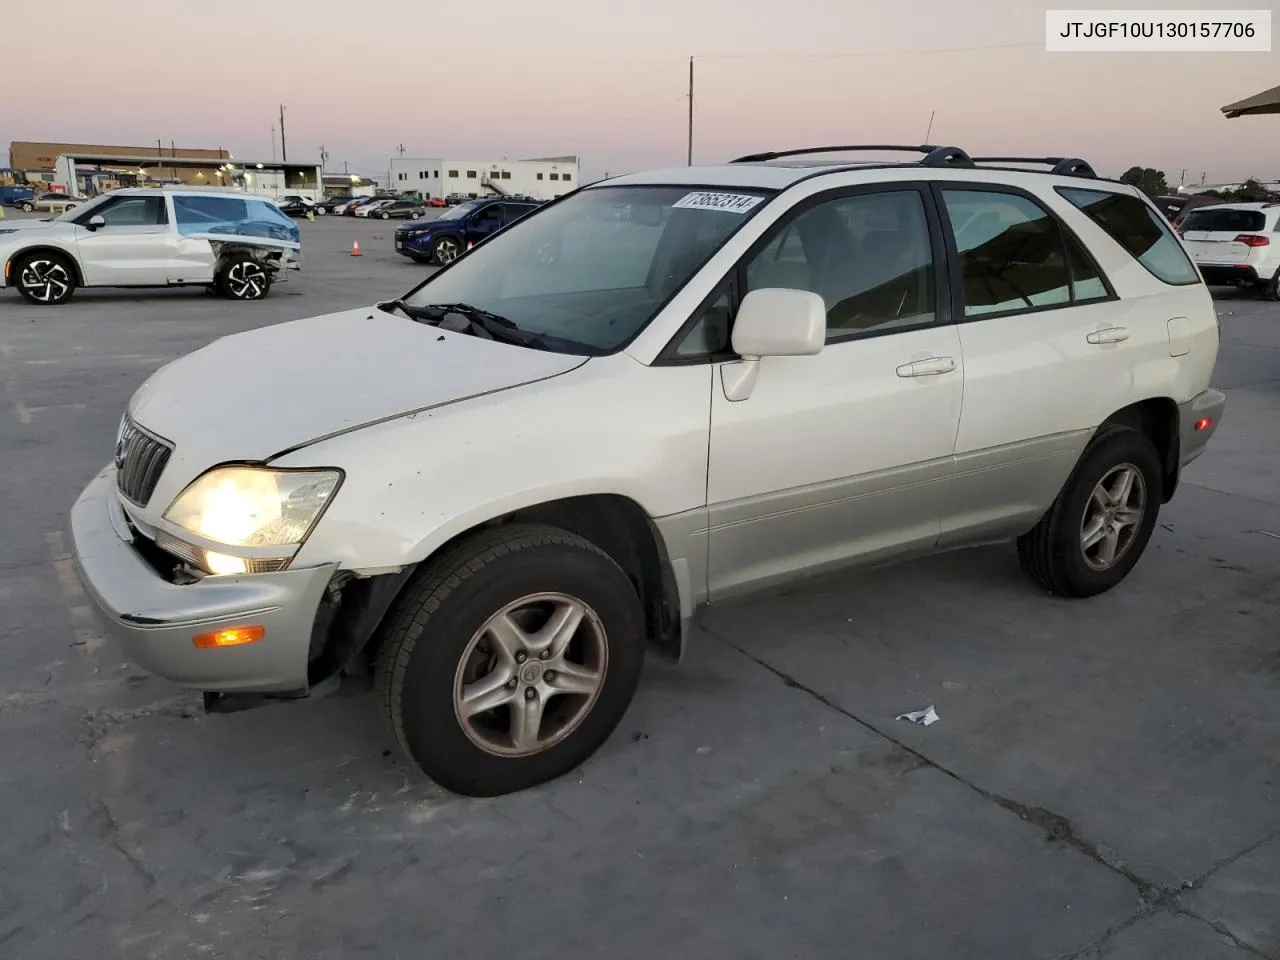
[
  {"left": 1221, "top": 177, "right": 1269, "bottom": 201},
  {"left": 1118, "top": 166, "right": 1170, "bottom": 197}
]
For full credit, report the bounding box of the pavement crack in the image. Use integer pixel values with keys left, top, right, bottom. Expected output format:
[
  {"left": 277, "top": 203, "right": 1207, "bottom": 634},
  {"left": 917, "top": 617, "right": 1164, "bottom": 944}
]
[
  {"left": 1183, "top": 825, "right": 1280, "bottom": 893},
  {"left": 1168, "top": 904, "right": 1276, "bottom": 959},
  {"left": 707, "top": 627, "right": 1160, "bottom": 902},
  {"left": 79, "top": 696, "right": 201, "bottom": 753},
  {"left": 91, "top": 799, "right": 157, "bottom": 892}
]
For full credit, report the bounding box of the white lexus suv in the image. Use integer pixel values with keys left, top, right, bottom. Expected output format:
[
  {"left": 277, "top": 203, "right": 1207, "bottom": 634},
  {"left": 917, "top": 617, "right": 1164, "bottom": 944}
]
[{"left": 70, "top": 145, "right": 1225, "bottom": 797}]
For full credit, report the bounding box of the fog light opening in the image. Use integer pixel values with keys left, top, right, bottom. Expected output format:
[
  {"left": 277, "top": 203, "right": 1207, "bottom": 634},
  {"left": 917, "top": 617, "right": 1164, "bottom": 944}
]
[{"left": 193, "top": 625, "right": 265, "bottom": 648}]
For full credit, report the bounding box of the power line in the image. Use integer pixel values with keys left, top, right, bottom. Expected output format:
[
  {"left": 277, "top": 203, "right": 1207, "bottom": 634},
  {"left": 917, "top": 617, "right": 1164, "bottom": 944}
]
[{"left": 695, "top": 41, "right": 1041, "bottom": 61}]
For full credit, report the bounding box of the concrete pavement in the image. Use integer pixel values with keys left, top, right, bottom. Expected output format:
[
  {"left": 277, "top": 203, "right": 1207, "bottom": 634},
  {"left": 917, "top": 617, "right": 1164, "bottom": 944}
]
[{"left": 1, "top": 215, "right": 1276, "bottom": 959}]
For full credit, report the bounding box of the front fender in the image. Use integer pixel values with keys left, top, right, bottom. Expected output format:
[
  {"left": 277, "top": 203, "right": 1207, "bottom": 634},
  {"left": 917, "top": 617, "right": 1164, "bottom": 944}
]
[
  {"left": 273, "top": 353, "right": 713, "bottom": 573},
  {"left": 2, "top": 238, "right": 83, "bottom": 287}
]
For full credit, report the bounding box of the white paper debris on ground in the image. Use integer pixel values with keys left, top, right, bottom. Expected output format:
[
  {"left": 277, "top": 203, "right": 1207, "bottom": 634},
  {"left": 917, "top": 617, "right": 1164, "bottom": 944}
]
[{"left": 896, "top": 706, "right": 940, "bottom": 726}]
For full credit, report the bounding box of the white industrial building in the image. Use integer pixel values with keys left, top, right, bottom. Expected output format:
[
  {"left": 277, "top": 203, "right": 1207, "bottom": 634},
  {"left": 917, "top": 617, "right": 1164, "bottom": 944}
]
[{"left": 388, "top": 156, "right": 580, "bottom": 201}]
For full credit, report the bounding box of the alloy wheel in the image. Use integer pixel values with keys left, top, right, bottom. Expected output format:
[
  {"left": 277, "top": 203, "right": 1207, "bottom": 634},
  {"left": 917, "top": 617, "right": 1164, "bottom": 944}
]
[
  {"left": 18, "top": 259, "right": 72, "bottom": 303},
  {"left": 452, "top": 592, "right": 608, "bottom": 757},
  {"left": 226, "top": 261, "right": 268, "bottom": 299},
  {"left": 1080, "top": 463, "right": 1146, "bottom": 571},
  {"left": 437, "top": 239, "right": 460, "bottom": 263}
]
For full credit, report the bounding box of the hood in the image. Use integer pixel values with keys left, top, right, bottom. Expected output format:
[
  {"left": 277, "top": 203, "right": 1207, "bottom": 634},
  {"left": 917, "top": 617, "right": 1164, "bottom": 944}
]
[
  {"left": 127, "top": 306, "right": 587, "bottom": 468},
  {"left": 0, "top": 219, "right": 73, "bottom": 234}
]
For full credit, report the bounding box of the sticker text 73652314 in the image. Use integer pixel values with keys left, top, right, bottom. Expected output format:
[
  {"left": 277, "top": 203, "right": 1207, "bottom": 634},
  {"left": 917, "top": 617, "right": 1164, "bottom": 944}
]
[{"left": 671, "top": 192, "right": 766, "bottom": 214}]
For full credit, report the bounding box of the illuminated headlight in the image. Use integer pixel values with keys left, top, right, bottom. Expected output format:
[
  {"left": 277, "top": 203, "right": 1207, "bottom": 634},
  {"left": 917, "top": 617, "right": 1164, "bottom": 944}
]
[{"left": 161, "top": 467, "right": 341, "bottom": 576}]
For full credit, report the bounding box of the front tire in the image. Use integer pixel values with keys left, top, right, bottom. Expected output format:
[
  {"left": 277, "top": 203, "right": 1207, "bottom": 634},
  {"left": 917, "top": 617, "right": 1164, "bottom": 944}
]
[
  {"left": 1017, "top": 427, "right": 1162, "bottom": 598},
  {"left": 375, "top": 523, "right": 646, "bottom": 797},
  {"left": 432, "top": 235, "right": 461, "bottom": 264},
  {"left": 380, "top": 211, "right": 391, "bottom": 220},
  {"left": 14, "top": 251, "right": 77, "bottom": 305},
  {"left": 217, "top": 252, "right": 273, "bottom": 301},
  {"left": 20, "top": 202, "right": 34, "bottom": 212}
]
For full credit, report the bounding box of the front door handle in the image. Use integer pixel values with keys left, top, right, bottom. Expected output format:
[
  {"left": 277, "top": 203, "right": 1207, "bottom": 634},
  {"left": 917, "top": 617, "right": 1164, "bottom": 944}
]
[
  {"left": 896, "top": 356, "right": 956, "bottom": 378},
  {"left": 1087, "top": 326, "right": 1129, "bottom": 344}
]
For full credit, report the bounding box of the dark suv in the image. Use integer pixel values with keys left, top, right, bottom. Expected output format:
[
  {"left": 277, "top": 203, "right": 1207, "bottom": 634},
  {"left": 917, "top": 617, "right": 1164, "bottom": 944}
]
[{"left": 393, "top": 197, "right": 540, "bottom": 264}]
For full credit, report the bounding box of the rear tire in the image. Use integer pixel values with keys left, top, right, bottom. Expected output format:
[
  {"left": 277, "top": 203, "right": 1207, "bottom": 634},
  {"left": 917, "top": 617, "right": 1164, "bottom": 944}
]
[
  {"left": 216, "top": 252, "right": 273, "bottom": 301},
  {"left": 374, "top": 523, "right": 646, "bottom": 797},
  {"left": 1017, "top": 427, "right": 1162, "bottom": 598},
  {"left": 20, "top": 202, "right": 34, "bottom": 212},
  {"left": 13, "top": 251, "right": 77, "bottom": 305},
  {"left": 1262, "top": 270, "right": 1280, "bottom": 301}
]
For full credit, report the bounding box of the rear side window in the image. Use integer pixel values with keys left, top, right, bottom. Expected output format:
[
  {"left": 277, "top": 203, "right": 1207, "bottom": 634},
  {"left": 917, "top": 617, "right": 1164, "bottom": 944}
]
[
  {"left": 173, "top": 195, "right": 299, "bottom": 244},
  {"left": 1057, "top": 187, "right": 1200, "bottom": 286},
  {"left": 941, "top": 190, "right": 1077, "bottom": 318},
  {"left": 1179, "top": 208, "right": 1266, "bottom": 233}
]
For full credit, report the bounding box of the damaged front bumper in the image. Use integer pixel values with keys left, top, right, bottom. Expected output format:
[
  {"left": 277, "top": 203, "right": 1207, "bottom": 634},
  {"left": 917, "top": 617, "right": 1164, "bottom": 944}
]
[{"left": 70, "top": 465, "right": 337, "bottom": 695}]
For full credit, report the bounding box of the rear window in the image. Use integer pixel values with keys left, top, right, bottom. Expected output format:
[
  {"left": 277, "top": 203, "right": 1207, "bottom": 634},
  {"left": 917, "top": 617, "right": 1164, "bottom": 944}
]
[
  {"left": 1178, "top": 208, "right": 1266, "bottom": 233},
  {"left": 1057, "top": 187, "right": 1200, "bottom": 286}
]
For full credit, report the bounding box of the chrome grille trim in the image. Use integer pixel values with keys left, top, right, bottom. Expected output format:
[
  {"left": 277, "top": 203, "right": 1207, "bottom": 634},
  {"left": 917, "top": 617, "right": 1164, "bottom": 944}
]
[{"left": 114, "top": 418, "right": 174, "bottom": 507}]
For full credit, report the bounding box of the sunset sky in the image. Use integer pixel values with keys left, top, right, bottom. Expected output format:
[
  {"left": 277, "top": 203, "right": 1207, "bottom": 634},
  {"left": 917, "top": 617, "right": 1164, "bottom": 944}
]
[{"left": 4, "top": 0, "right": 1277, "bottom": 185}]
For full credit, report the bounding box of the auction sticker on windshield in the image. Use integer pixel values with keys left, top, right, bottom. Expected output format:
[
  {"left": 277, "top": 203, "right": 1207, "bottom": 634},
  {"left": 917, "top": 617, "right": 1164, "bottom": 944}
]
[{"left": 672, "top": 192, "right": 765, "bottom": 214}]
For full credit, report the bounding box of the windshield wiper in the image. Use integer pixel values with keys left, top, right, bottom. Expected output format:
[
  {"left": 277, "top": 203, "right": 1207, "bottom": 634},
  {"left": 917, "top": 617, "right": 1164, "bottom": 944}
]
[{"left": 378, "top": 300, "right": 545, "bottom": 348}]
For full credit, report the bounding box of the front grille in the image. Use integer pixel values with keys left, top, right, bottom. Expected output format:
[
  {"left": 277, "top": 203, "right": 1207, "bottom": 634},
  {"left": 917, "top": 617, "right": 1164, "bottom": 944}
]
[{"left": 115, "top": 418, "right": 173, "bottom": 506}]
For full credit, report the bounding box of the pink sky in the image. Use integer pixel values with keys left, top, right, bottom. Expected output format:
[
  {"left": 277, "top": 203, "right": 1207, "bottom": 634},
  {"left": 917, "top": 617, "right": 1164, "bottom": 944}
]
[{"left": 4, "top": 0, "right": 1277, "bottom": 184}]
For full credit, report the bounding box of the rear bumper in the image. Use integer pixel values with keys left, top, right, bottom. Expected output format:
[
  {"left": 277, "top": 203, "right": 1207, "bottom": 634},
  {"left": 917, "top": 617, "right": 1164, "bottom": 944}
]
[
  {"left": 1178, "top": 389, "right": 1227, "bottom": 469},
  {"left": 1197, "top": 263, "right": 1263, "bottom": 284},
  {"left": 70, "top": 465, "right": 337, "bottom": 693}
]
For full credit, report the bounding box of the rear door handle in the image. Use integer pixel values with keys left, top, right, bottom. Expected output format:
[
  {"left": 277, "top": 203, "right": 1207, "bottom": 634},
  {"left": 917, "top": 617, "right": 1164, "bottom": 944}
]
[
  {"left": 1087, "top": 326, "right": 1129, "bottom": 344},
  {"left": 896, "top": 356, "right": 956, "bottom": 378}
]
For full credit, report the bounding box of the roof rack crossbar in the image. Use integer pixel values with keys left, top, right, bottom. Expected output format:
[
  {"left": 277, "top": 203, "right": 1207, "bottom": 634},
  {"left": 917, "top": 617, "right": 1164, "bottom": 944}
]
[
  {"left": 731, "top": 144, "right": 973, "bottom": 168},
  {"left": 969, "top": 156, "right": 1098, "bottom": 179}
]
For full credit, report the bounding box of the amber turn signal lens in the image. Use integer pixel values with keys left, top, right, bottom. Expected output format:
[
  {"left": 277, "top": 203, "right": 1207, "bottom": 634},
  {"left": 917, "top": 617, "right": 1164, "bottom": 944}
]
[{"left": 192, "top": 625, "right": 265, "bottom": 648}]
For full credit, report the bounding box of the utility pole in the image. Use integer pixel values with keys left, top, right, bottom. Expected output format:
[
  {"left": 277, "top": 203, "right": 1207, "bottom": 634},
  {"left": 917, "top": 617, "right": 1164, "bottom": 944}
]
[
  {"left": 925, "top": 110, "right": 935, "bottom": 143},
  {"left": 687, "top": 57, "right": 694, "bottom": 166},
  {"left": 279, "top": 104, "right": 288, "bottom": 162},
  {"left": 320, "top": 145, "right": 329, "bottom": 171},
  {"left": 397, "top": 143, "right": 406, "bottom": 157},
  {"left": 343, "top": 160, "right": 349, "bottom": 175},
  {"left": 1180, "top": 168, "right": 1186, "bottom": 187}
]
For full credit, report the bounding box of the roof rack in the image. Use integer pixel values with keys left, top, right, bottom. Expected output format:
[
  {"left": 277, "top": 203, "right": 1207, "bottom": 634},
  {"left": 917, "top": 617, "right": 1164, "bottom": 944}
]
[
  {"left": 969, "top": 156, "right": 1097, "bottom": 179},
  {"left": 730, "top": 144, "right": 974, "bottom": 168}
]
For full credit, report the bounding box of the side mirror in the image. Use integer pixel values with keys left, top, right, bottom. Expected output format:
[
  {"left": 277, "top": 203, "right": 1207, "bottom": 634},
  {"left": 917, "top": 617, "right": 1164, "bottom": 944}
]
[
  {"left": 730, "top": 288, "right": 826, "bottom": 358},
  {"left": 87, "top": 214, "right": 106, "bottom": 230},
  {"left": 722, "top": 288, "right": 826, "bottom": 402}
]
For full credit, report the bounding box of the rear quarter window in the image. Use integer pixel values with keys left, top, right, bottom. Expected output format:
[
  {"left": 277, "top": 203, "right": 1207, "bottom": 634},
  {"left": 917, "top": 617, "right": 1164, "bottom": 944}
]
[
  {"left": 1179, "top": 209, "right": 1266, "bottom": 233},
  {"left": 1057, "top": 187, "right": 1201, "bottom": 286}
]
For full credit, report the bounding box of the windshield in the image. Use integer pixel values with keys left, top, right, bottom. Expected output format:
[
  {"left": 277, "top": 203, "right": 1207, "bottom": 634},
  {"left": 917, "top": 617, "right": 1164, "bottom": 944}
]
[
  {"left": 436, "top": 200, "right": 482, "bottom": 220},
  {"left": 1180, "top": 208, "right": 1266, "bottom": 233},
  {"left": 401, "top": 185, "right": 772, "bottom": 354}
]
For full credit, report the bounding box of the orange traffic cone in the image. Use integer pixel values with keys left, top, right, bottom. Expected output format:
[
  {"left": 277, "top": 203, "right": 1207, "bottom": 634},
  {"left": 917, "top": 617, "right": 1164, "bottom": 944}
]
[{"left": 351, "top": 241, "right": 361, "bottom": 257}]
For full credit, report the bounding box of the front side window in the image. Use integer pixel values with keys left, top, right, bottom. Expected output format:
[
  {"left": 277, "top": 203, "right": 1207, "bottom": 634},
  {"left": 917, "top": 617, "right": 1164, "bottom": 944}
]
[
  {"left": 1057, "top": 186, "right": 1200, "bottom": 286},
  {"left": 92, "top": 196, "right": 166, "bottom": 226},
  {"left": 744, "top": 189, "right": 937, "bottom": 341},
  {"left": 942, "top": 189, "right": 1079, "bottom": 317},
  {"left": 403, "top": 185, "right": 771, "bottom": 354}
]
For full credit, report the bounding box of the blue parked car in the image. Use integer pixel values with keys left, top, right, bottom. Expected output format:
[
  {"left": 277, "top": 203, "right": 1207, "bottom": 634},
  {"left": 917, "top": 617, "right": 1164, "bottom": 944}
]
[{"left": 394, "top": 197, "right": 541, "bottom": 265}]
